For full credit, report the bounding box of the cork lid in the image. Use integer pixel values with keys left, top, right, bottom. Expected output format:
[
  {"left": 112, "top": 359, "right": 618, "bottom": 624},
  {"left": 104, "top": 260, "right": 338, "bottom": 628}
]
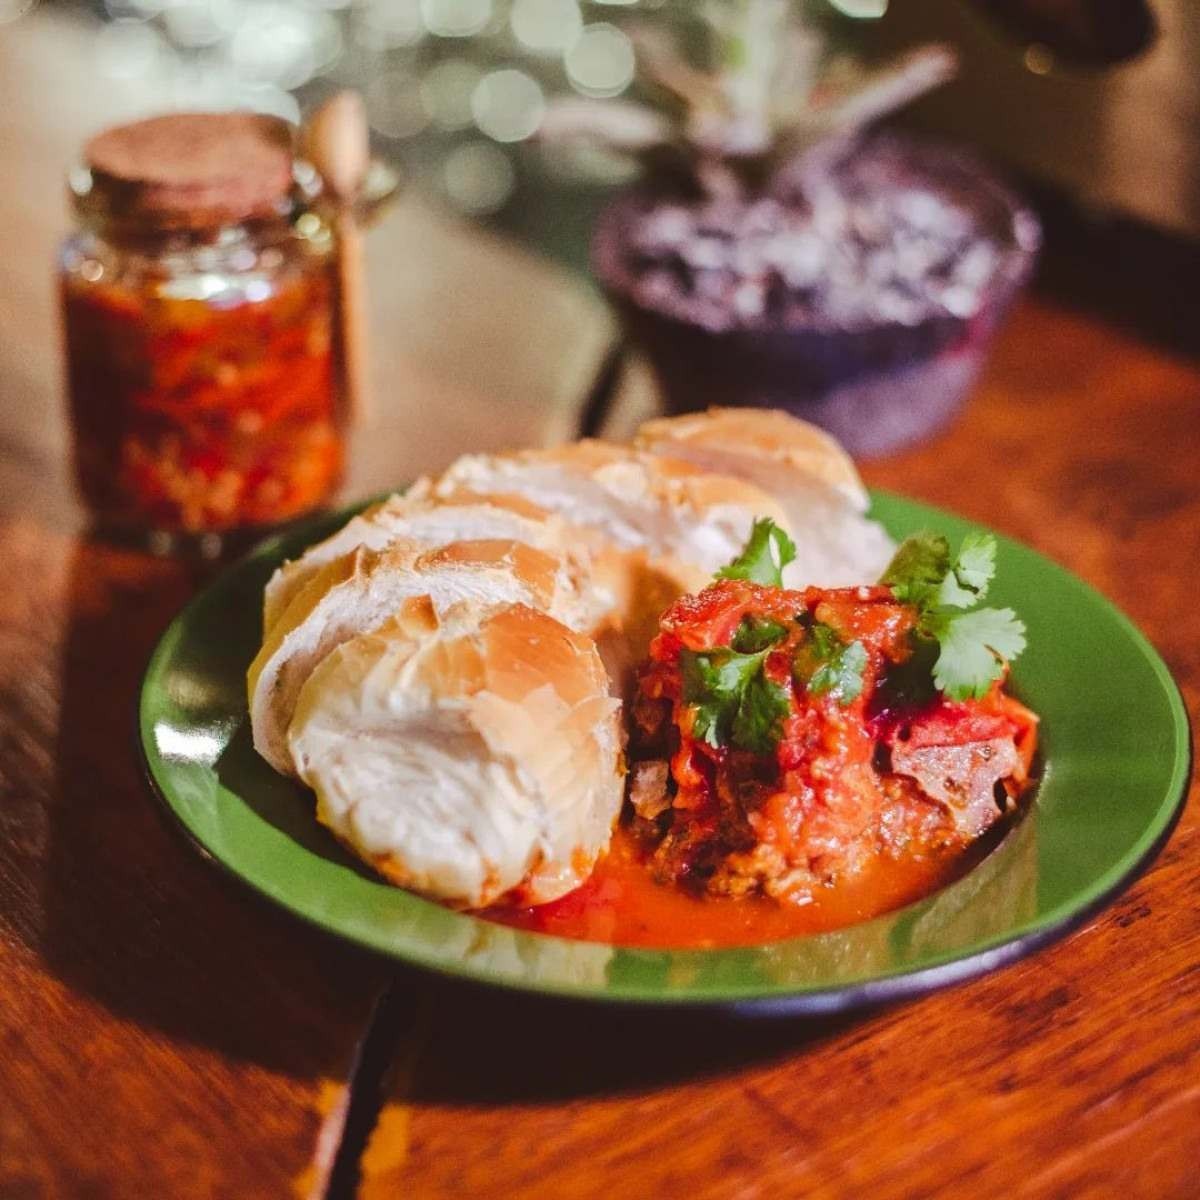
[{"left": 83, "top": 112, "right": 296, "bottom": 230}]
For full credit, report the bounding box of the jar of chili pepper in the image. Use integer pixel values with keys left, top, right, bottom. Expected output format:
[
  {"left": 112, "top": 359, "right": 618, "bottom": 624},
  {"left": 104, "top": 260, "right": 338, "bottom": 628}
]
[{"left": 61, "top": 112, "right": 345, "bottom": 552}]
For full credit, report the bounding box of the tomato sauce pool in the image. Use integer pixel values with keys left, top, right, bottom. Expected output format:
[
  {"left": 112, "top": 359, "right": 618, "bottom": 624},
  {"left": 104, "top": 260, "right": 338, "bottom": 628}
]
[{"left": 485, "top": 826, "right": 979, "bottom": 949}]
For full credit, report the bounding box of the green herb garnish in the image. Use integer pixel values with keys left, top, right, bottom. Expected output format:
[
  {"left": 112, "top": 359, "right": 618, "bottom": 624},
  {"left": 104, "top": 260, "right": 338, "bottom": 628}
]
[
  {"left": 794, "top": 622, "right": 868, "bottom": 707},
  {"left": 880, "top": 531, "right": 950, "bottom": 608},
  {"left": 935, "top": 530, "right": 995, "bottom": 608},
  {"left": 731, "top": 614, "right": 789, "bottom": 653},
  {"left": 716, "top": 518, "right": 797, "bottom": 587},
  {"left": 809, "top": 638, "right": 868, "bottom": 705},
  {"left": 731, "top": 670, "right": 793, "bottom": 754},
  {"left": 882, "top": 531, "right": 1026, "bottom": 701},
  {"left": 681, "top": 645, "right": 791, "bottom": 755}
]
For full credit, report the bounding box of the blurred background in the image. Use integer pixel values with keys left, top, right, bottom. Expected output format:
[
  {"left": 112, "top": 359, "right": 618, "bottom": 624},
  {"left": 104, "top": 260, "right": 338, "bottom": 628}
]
[
  {"left": 2, "top": 0, "right": 1190, "bottom": 231},
  {"left": 2, "top": 0, "right": 1193, "bottom": 239},
  {"left": 1, "top": 0, "right": 1197, "bottom": 519}
]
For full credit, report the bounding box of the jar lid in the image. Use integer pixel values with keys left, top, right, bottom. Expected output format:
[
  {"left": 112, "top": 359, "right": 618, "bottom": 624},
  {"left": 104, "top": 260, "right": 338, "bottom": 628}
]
[{"left": 83, "top": 112, "right": 296, "bottom": 230}]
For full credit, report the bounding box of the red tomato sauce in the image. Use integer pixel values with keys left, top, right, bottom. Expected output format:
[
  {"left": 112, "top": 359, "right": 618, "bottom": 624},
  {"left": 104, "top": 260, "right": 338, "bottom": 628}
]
[
  {"left": 486, "top": 826, "right": 979, "bottom": 948},
  {"left": 486, "top": 575, "right": 1037, "bottom": 950}
]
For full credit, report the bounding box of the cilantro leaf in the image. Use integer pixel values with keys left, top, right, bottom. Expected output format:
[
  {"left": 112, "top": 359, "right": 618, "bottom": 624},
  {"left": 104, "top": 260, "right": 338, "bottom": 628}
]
[
  {"left": 938, "top": 530, "right": 996, "bottom": 609},
  {"left": 717, "top": 518, "right": 797, "bottom": 587},
  {"left": 731, "top": 671, "right": 792, "bottom": 755},
  {"left": 881, "top": 532, "right": 950, "bottom": 608},
  {"left": 795, "top": 622, "right": 868, "bottom": 707},
  {"left": 681, "top": 649, "right": 761, "bottom": 748},
  {"left": 680, "top": 645, "right": 791, "bottom": 754},
  {"left": 809, "top": 640, "right": 868, "bottom": 705},
  {"left": 928, "top": 607, "right": 1027, "bottom": 700},
  {"left": 731, "top": 615, "right": 789, "bottom": 653},
  {"left": 880, "top": 529, "right": 1024, "bottom": 701},
  {"left": 807, "top": 622, "right": 842, "bottom": 662}
]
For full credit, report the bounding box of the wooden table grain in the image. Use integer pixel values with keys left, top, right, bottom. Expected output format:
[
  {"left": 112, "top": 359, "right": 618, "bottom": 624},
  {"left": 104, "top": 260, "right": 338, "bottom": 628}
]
[{"left": 2, "top": 12, "right": 1199, "bottom": 1200}]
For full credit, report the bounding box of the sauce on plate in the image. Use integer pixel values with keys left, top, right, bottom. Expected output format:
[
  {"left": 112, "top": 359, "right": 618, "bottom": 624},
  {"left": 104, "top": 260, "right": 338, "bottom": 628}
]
[{"left": 486, "top": 825, "right": 983, "bottom": 949}]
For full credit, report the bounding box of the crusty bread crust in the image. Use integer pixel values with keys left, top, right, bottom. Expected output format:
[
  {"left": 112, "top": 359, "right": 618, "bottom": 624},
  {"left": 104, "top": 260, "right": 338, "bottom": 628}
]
[
  {"left": 248, "top": 538, "right": 592, "bottom": 776},
  {"left": 635, "top": 408, "right": 894, "bottom": 587},
  {"left": 636, "top": 407, "right": 870, "bottom": 510},
  {"left": 289, "top": 601, "right": 623, "bottom": 908},
  {"left": 262, "top": 491, "right": 577, "bottom": 635}
]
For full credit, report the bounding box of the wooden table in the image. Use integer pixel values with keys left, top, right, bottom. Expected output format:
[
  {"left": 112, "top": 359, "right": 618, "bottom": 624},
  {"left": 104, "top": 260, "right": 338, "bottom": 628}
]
[{"left": 2, "top": 12, "right": 1198, "bottom": 1199}]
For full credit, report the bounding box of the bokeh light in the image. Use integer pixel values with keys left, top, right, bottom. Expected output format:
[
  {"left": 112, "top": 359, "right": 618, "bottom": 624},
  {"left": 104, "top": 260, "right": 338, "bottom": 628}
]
[
  {"left": 564, "top": 22, "right": 635, "bottom": 99},
  {"left": 162, "top": 0, "right": 238, "bottom": 50},
  {"left": 96, "top": 19, "right": 170, "bottom": 80},
  {"left": 1023, "top": 44, "right": 1054, "bottom": 75},
  {"left": 826, "top": 0, "right": 887, "bottom": 16},
  {"left": 228, "top": 3, "right": 322, "bottom": 89},
  {"left": 509, "top": 0, "right": 581, "bottom": 55},
  {"left": 43, "top": 0, "right": 666, "bottom": 223},
  {"left": 421, "top": 58, "right": 484, "bottom": 130},
  {"left": 420, "top": 0, "right": 491, "bottom": 38},
  {"left": 367, "top": 68, "right": 431, "bottom": 138},
  {"left": 352, "top": 0, "right": 424, "bottom": 50},
  {"left": 472, "top": 68, "right": 544, "bottom": 143}
]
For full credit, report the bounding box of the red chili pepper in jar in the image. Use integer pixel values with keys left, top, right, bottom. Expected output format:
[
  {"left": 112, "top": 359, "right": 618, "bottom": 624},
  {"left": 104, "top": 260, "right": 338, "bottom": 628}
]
[{"left": 60, "top": 112, "right": 347, "bottom": 549}]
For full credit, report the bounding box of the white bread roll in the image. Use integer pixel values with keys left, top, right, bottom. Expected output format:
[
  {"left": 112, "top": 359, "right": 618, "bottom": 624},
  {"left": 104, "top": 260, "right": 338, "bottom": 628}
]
[
  {"left": 248, "top": 538, "right": 593, "bottom": 776},
  {"left": 262, "top": 490, "right": 572, "bottom": 635},
  {"left": 433, "top": 439, "right": 792, "bottom": 576},
  {"left": 288, "top": 599, "right": 623, "bottom": 909},
  {"left": 635, "top": 408, "right": 895, "bottom": 585}
]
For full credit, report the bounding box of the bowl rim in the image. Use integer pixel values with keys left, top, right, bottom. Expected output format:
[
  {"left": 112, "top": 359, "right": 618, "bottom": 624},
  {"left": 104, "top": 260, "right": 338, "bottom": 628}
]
[{"left": 590, "top": 131, "right": 1041, "bottom": 340}]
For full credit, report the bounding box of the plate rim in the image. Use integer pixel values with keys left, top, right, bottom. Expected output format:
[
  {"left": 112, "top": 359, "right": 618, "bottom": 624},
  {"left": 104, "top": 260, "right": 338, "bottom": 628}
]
[{"left": 137, "top": 490, "right": 1194, "bottom": 1012}]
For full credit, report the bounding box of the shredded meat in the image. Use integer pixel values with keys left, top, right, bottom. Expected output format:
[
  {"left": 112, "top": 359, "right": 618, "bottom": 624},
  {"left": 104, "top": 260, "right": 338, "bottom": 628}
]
[
  {"left": 889, "top": 737, "right": 1020, "bottom": 837},
  {"left": 629, "top": 690, "right": 671, "bottom": 756},
  {"left": 628, "top": 760, "right": 672, "bottom": 821}
]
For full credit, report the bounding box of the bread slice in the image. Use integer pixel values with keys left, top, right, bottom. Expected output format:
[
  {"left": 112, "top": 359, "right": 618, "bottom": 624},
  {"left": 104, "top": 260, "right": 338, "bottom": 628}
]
[
  {"left": 288, "top": 600, "right": 623, "bottom": 908},
  {"left": 637, "top": 408, "right": 870, "bottom": 508},
  {"left": 262, "top": 489, "right": 573, "bottom": 635},
  {"left": 248, "top": 538, "right": 593, "bottom": 776},
  {"left": 634, "top": 408, "right": 895, "bottom": 586},
  {"left": 433, "top": 439, "right": 792, "bottom": 576}
]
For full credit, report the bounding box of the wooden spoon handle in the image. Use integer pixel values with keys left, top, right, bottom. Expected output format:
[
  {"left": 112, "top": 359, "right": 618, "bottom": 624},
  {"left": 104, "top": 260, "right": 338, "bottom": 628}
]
[
  {"left": 304, "top": 92, "right": 372, "bottom": 426},
  {"left": 334, "top": 211, "right": 369, "bottom": 426}
]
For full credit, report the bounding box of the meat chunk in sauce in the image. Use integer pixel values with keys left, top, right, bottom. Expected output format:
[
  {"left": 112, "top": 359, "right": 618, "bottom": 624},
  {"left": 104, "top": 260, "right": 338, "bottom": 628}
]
[
  {"left": 889, "top": 737, "right": 1020, "bottom": 837},
  {"left": 628, "top": 759, "right": 672, "bottom": 821},
  {"left": 630, "top": 578, "right": 1037, "bottom": 902}
]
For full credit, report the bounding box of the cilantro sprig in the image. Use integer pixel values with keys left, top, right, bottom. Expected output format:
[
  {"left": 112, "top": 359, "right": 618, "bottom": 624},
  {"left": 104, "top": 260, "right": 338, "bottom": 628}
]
[
  {"left": 679, "top": 519, "right": 798, "bottom": 758},
  {"left": 882, "top": 531, "right": 1026, "bottom": 700},
  {"left": 717, "top": 518, "right": 797, "bottom": 587},
  {"left": 797, "top": 624, "right": 868, "bottom": 706},
  {"left": 731, "top": 614, "right": 789, "bottom": 653},
  {"left": 681, "top": 643, "right": 791, "bottom": 755}
]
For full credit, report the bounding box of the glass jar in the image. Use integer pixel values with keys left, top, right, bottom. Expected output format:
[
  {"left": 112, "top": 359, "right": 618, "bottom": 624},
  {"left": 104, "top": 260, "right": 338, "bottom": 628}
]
[{"left": 60, "top": 112, "right": 345, "bottom": 552}]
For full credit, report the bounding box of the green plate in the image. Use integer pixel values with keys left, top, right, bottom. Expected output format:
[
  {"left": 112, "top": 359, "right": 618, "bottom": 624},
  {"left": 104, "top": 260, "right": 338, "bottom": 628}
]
[{"left": 139, "top": 492, "right": 1191, "bottom": 1013}]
